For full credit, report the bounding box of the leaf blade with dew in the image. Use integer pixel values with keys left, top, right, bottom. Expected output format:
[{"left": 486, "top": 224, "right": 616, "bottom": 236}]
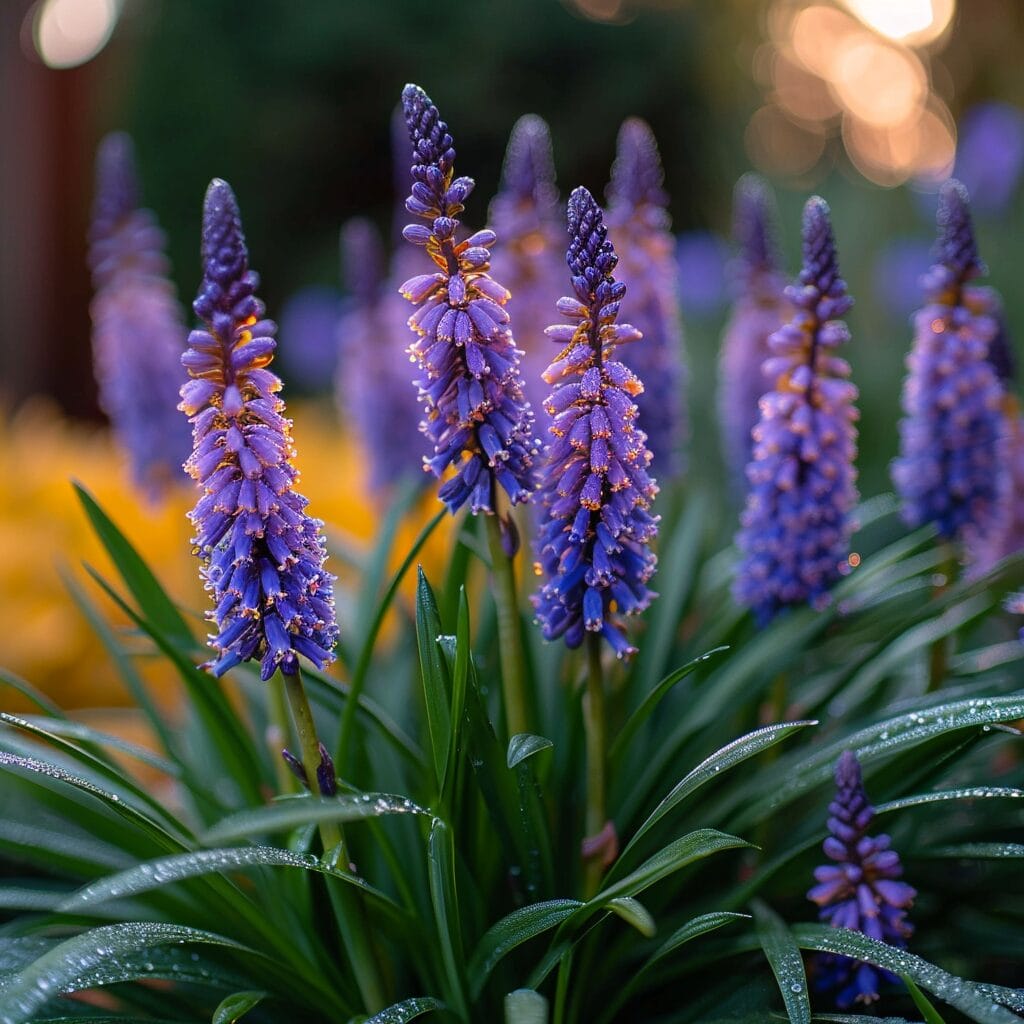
[
  {"left": 201, "top": 792, "right": 431, "bottom": 845},
  {"left": 791, "top": 924, "right": 1022, "bottom": 1024},
  {"left": 920, "top": 843, "right": 1024, "bottom": 859},
  {"left": 428, "top": 818, "right": 469, "bottom": 1020},
  {"left": 507, "top": 733, "right": 554, "bottom": 769},
  {"left": 753, "top": 900, "right": 810, "bottom": 1024},
  {"left": 212, "top": 991, "right": 267, "bottom": 1024},
  {"left": 468, "top": 899, "right": 583, "bottom": 999},
  {"left": 366, "top": 996, "right": 448, "bottom": 1024},
  {"left": 876, "top": 787, "right": 1024, "bottom": 813},
  {"left": 607, "top": 897, "right": 656, "bottom": 938},
  {"left": 416, "top": 567, "right": 453, "bottom": 794}
]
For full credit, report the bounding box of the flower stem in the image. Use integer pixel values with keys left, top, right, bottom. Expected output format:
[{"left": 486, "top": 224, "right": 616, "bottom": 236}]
[
  {"left": 582, "top": 633, "right": 607, "bottom": 898},
  {"left": 485, "top": 511, "right": 530, "bottom": 739},
  {"left": 926, "top": 546, "right": 957, "bottom": 693},
  {"left": 268, "top": 671, "right": 298, "bottom": 794}
]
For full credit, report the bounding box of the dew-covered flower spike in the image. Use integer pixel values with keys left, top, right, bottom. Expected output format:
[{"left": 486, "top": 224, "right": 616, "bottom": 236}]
[
  {"left": 399, "top": 83, "right": 537, "bottom": 515},
  {"left": 88, "top": 132, "right": 190, "bottom": 499},
  {"left": 892, "top": 179, "right": 1006, "bottom": 541},
  {"left": 606, "top": 118, "right": 687, "bottom": 477},
  {"left": 733, "top": 196, "right": 858, "bottom": 625},
  {"left": 808, "top": 751, "right": 915, "bottom": 1008},
  {"left": 532, "top": 186, "right": 659, "bottom": 658},
  {"left": 718, "top": 174, "right": 789, "bottom": 482},
  {"left": 180, "top": 178, "right": 339, "bottom": 681}
]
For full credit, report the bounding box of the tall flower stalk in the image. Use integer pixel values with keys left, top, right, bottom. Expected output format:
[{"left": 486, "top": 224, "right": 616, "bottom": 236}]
[
  {"left": 606, "top": 118, "right": 687, "bottom": 478},
  {"left": 808, "top": 751, "right": 916, "bottom": 1008},
  {"left": 719, "top": 173, "right": 789, "bottom": 485},
  {"left": 733, "top": 197, "right": 858, "bottom": 624},
  {"left": 88, "top": 132, "right": 190, "bottom": 500},
  {"left": 892, "top": 179, "right": 1006, "bottom": 543},
  {"left": 533, "top": 186, "right": 658, "bottom": 891}
]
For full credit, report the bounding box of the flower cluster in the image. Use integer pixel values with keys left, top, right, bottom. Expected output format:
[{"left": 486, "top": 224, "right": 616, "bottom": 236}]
[
  {"left": 533, "top": 187, "right": 659, "bottom": 657},
  {"left": 180, "top": 179, "right": 338, "bottom": 680},
  {"left": 88, "top": 132, "right": 190, "bottom": 500},
  {"left": 488, "top": 114, "right": 565, "bottom": 429},
  {"left": 892, "top": 179, "right": 1006, "bottom": 541},
  {"left": 733, "top": 197, "right": 858, "bottom": 624},
  {"left": 606, "top": 118, "right": 687, "bottom": 477},
  {"left": 336, "top": 217, "right": 424, "bottom": 495},
  {"left": 808, "top": 751, "right": 916, "bottom": 1008},
  {"left": 399, "top": 83, "right": 537, "bottom": 515},
  {"left": 718, "top": 174, "right": 789, "bottom": 483}
]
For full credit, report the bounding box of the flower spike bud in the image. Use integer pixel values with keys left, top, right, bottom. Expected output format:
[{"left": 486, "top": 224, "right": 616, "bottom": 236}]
[
  {"left": 181, "top": 178, "right": 339, "bottom": 681},
  {"left": 399, "top": 83, "right": 538, "bottom": 515},
  {"left": 733, "top": 197, "right": 859, "bottom": 624},
  {"left": 719, "top": 174, "right": 791, "bottom": 482},
  {"left": 532, "top": 186, "right": 659, "bottom": 658},
  {"left": 88, "top": 132, "right": 190, "bottom": 499},
  {"left": 808, "top": 751, "right": 915, "bottom": 1008},
  {"left": 892, "top": 179, "right": 1006, "bottom": 541},
  {"left": 606, "top": 118, "right": 687, "bottom": 478}
]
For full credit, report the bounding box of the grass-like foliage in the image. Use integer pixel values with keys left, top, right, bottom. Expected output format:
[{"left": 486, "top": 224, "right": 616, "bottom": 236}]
[{"left": 0, "top": 476, "right": 1022, "bottom": 1024}]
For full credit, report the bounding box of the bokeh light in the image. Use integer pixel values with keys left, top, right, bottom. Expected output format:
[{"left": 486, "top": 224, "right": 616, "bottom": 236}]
[{"left": 31, "top": 0, "right": 120, "bottom": 70}]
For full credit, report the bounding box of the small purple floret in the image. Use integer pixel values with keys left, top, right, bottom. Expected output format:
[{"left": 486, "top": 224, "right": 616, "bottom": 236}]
[
  {"left": 892, "top": 180, "right": 1007, "bottom": 541},
  {"left": 532, "top": 187, "right": 659, "bottom": 658},
  {"left": 181, "top": 179, "right": 338, "bottom": 681},
  {"left": 606, "top": 118, "right": 687, "bottom": 477},
  {"left": 733, "top": 197, "right": 858, "bottom": 624},
  {"left": 88, "top": 132, "right": 189, "bottom": 500},
  {"left": 399, "top": 83, "right": 538, "bottom": 515},
  {"left": 808, "top": 751, "right": 916, "bottom": 1008}
]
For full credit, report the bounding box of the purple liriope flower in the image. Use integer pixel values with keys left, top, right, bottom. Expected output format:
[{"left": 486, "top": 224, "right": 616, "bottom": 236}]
[
  {"left": 399, "top": 84, "right": 538, "bottom": 515},
  {"left": 180, "top": 179, "right": 339, "bottom": 680},
  {"left": 606, "top": 118, "right": 687, "bottom": 477},
  {"left": 88, "top": 132, "right": 190, "bottom": 500},
  {"left": 335, "top": 217, "right": 424, "bottom": 495},
  {"left": 808, "top": 751, "right": 916, "bottom": 1008},
  {"left": 892, "top": 179, "right": 1007, "bottom": 541},
  {"left": 532, "top": 187, "right": 659, "bottom": 658},
  {"left": 718, "top": 174, "right": 790, "bottom": 483},
  {"left": 733, "top": 197, "right": 858, "bottom": 625},
  {"left": 489, "top": 114, "right": 565, "bottom": 431}
]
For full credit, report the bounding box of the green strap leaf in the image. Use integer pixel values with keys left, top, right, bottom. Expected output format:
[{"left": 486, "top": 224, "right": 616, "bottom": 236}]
[
  {"left": 428, "top": 819, "right": 469, "bottom": 1020},
  {"left": 507, "top": 733, "right": 554, "bottom": 770},
  {"left": 416, "top": 568, "right": 452, "bottom": 794},
  {"left": 902, "top": 975, "right": 950, "bottom": 1024},
  {"left": 607, "top": 897, "right": 656, "bottom": 938},
  {"left": 211, "top": 991, "right": 267, "bottom": 1024},
  {"left": 753, "top": 901, "right": 810, "bottom": 1024},
  {"left": 366, "top": 997, "right": 447, "bottom": 1023}
]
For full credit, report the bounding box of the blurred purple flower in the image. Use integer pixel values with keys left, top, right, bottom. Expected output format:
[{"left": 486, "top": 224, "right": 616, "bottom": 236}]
[
  {"left": 489, "top": 114, "right": 564, "bottom": 431},
  {"left": 676, "top": 230, "right": 728, "bottom": 317},
  {"left": 607, "top": 118, "right": 688, "bottom": 478},
  {"left": 872, "top": 238, "right": 932, "bottom": 319},
  {"left": 277, "top": 286, "right": 342, "bottom": 391},
  {"left": 954, "top": 102, "right": 1024, "bottom": 216},
  {"left": 892, "top": 180, "right": 1007, "bottom": 541},
  {"left": 533, "top": 187, "right": 659, "bottom": 658},
  {"left": 734, "top": 197, "right": 858, "bottom": 624},
  {"left": 400, "top": 83, "right": 537, "bottom": 515},
  {"left": 180, "top": 179, "right": 338, "bottom": 680},
  {"left": 808, "top": 751, "right": 915, "bottom": 1008},
  {"left": 336, "top": 217, "right": 425, "bottom": 495},
  {"left": 88, "top": 132, "right": 189, "bottom": 500},
  {"left": 718, "top": 174, "right": 790, "bottom": 482}
]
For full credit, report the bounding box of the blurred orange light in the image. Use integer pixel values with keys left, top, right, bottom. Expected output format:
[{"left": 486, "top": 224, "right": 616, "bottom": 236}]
[
  {"left": 745, "top": 104, "right": 826, "bottom": 178},
  {"left": 829, "top": 36, "right": 926, "bottom": 128},
  {"left": 33, "top": 0, "right": 119, "bottom": 69},
  {"left": 790, "top": 5, "right": 861, "bottom": 79},
  {"left": 841, "top": 0, "right": 956, "bottom": 47},
  {"left": 570, "top": 0, "right": 626, "bottom": 22},
  {"left": 772, "top": 50, "right": 841, "bottom": 124}
]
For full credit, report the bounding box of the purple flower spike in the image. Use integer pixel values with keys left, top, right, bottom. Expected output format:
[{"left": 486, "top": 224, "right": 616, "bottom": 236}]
[
  {"left": 400, "top": 84, "right": 538, "bottom": 515},
  {"left": 336, "top": 217, "right": 424, "bottom": 495},
  {"left": 532, "top": 187, "right": 659, "bottom": 658},
  {"left": 88, "top": 132, "right": 189, "bottom": 500},
  {"left": 606, "top": 118, "right": 687, "bottom": 477},
  {"left": 808, "top": 751, "right": 916, "bottom": 1009},
  {"left": 892, "top": 180, "right": 1007, "bottom": 541},
  {"left": 180, "top": 179, "right": 339, "bottom": 681},
  {"left": 719, "top": 174, "right": 791, "bottom": 483},
  {"left": 489, "top": 115, "right": 564, "bottom": 429},
  {"left": 733, "top": 197, "right": 858, "bottom": 624}
]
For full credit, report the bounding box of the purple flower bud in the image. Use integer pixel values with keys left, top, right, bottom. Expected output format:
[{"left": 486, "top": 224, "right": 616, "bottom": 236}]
[
  {"left": 181, "top": 179, "right": 339, "bottom": 681},
  {"left": 808, "top": 751, "right": 915, "bottom": 1008},
  {"left": 532, "top": 187, "right": 659, "bottom": 658},
  {"left": 606, "top": 119, "right": 687, "bottom": 478},
  {"left": 733, "top": 197, "right": 858, "bottom": 624},
  {"left": 719, "top": 174, "right": 791, "bottom": 483},
  {"left": 892, "top": 180, "right": 1007, "bottom": 541},
  {"left": 399, "top": 85, "right": 538, "bottom": 515},
  {"left": 281, "top": 748, "right": 309, "bottom": 789},
  {"left": 87, "top": 132, "right": 190, "bottom": 500},
  {"left": 316, "top": 741, "right": 337, "bottom": 797}
]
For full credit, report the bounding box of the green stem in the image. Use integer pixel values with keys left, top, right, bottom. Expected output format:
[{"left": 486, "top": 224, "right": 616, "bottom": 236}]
[
  {"left": 268, "top": 671, "right": 298, "bottom": 794},
  {"left": 280, "top": 668, "right": 386, "bottom": 1013},
  {"left": 927, "top": 547, "right": 957, "bottom": 693},
  {"left": 485, "top": 511, "right": 530, "bottom": 739},
  {"left": 582, "top": 634, "right": 607, "bottom": 898}
]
